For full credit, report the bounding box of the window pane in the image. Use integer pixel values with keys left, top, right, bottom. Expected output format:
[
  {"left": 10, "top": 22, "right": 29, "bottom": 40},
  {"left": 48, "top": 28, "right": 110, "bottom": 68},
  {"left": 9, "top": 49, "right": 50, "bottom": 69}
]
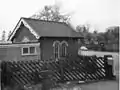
[
  {"left": 61, "top": 43, "right": 67, "bottom": 57},
  {"left": 55, "top": 53, "right": 58, "bottom": 58},
  {"left": 62, "top": 44, "right": 65, "bottom": 57},
  {"left": 23, "top": 48, "right": 28, "bottom": 54},
  {"left": 30, "top": 47, "right": 35, "bottom": 54},
  {"left": 54, "top": 43, "right": 59, "bottom": 58}
]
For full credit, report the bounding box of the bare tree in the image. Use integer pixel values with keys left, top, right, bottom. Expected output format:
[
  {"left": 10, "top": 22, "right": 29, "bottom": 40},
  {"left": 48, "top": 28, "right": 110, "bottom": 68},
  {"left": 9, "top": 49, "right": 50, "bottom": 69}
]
[
  {"left": 30, "top": 4, "right": 71, "bottom": 23},
  {"left": 2, "top": 30, "right": 6, "bottom": 41},
  {"left": 76, "top": 25, "right": 84, "bottom": 33},
  {"left": 8, "top": 31, "right": 12, "bottom": 39},
  {"left": 76, "top": 24, "right": 90, "bottom": 33}
]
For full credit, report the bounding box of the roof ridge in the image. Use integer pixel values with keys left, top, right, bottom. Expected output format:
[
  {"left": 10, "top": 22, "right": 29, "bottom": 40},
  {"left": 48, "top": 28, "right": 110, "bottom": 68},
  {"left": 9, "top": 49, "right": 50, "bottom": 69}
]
[{"left": 22, "top": 17, "right": 68, "bottom": 25}]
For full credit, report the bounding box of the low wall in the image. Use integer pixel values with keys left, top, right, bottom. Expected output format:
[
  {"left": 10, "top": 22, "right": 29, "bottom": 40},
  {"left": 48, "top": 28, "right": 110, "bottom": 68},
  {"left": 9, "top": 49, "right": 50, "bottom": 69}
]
[{"left": 0, "top": 43, "right": 41, "bottom": 61}]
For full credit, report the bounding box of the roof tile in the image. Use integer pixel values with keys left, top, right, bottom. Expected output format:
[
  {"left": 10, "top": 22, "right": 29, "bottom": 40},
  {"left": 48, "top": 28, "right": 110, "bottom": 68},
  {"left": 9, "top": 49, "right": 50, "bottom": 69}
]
[{"left": 23, "top": 17, "right": 81, "bottom": 38}]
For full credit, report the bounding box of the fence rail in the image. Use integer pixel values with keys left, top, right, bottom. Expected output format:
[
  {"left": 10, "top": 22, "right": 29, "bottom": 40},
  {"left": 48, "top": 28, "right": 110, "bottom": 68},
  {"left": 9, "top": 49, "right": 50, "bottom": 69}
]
[{"left": 1, "top": 55, "right": 108, "bottom": 87}]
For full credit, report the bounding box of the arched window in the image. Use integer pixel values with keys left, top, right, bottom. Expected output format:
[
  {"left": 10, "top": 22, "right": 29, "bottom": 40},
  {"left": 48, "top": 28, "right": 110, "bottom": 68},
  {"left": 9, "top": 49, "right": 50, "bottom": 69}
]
[
  {"left": 61, "top": 41, "right": 68, "bottom": 57},
  {"left": 53, "top": 41, "right": 60, "bottom": 59}
]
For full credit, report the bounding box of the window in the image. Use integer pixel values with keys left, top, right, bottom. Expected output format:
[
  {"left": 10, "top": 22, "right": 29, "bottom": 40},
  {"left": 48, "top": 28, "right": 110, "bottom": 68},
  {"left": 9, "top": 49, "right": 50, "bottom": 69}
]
[
  {"left": 61, "top": 41, "right": 68, "bottom": 57},
  {"left": 53, "top": 41, "right": 60, "bottom": 59},
  {"left": 30, "top": 47, "right": 35, "bottom": 54},
  {"left": 23, "top": 47, "right": 29, "bottom": 54},
  {"left": 61, "top": 43, "right": 66, "bottom": 57},
  {"left": 54, "top": 43, "right": 59, "bottom": 58},
  {"left": 22, "top": 46, "right": 36, "bottom": 55},
  {"left": 53, "top": 40, "right": 68, "bottom": 58}
]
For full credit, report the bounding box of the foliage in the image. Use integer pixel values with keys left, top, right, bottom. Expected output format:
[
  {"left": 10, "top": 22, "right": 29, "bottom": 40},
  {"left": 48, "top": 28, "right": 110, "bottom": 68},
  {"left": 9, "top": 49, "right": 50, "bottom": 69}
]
[
  {"left": 31, "top": 5, "right": 71, "bottom": 23},
  {"left": 76, "top": 25, "right": 119, "bottom": 52},
  {"left": 76, "top": 24, "right": 90, "bottom": 34},
  {"left": 8, "top": 31, "right": 12, "bottom": 40},
  {"left": 1, "top": 30, "right": 6, "bottom": 41}
]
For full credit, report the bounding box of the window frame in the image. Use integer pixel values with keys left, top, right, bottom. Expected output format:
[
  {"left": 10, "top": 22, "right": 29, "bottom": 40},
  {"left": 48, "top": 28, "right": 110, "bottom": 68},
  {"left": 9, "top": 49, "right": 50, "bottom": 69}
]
[
  {"left": 21, "top": 46, "right": 37, "bottom": 56},
  {"left": 53, "top": 41, "right": 60, "bottom": 59},
  {"left": 61, "top": 41, "right": 68, "bottom": 57},
  {"left": 22, "top": 47, "right": 29, "bottom": 55}
]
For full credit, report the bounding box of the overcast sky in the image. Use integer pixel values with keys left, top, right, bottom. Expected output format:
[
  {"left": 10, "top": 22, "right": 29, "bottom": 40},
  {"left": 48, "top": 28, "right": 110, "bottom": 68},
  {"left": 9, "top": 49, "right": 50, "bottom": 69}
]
[{"left": 0, "top": 0, "right": 119, "bottom": 38}]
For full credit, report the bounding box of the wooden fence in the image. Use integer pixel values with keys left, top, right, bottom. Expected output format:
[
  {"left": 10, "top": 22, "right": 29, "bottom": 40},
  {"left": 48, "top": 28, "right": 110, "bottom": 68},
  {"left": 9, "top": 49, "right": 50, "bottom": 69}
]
[{"left": 1, "top": 55, "right": 108, "bottom": 87}]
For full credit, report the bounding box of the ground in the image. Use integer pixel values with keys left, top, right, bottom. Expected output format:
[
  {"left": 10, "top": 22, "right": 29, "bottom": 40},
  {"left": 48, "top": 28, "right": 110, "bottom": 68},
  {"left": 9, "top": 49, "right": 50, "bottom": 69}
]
[
  {"left": 76, "top": 80, "right": 119, "bottom": 90},
  {"left": 55, "top": 80, "right": 119, "bottom": 90},
  {"left": 1, "top": 80, "right": 119, "bottom": 90}
]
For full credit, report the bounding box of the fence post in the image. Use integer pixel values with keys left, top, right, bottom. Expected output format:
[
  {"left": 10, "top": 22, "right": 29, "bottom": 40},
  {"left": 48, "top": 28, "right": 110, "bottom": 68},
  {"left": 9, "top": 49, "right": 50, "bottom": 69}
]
[
  {"left": 104, "top": 55, "right": 109, "bottom": 79},
  {"left": 104, "top": 55, "right": 114, "bottom": 79},
  {"left": 83, "top": 56, "right": 88, "bottom": 81},
  {"left": 59, "top": 58, "right": 64, "bottom": 82},
  {"left": 0, "top": 61, "right": 1, "bottom": 89}
]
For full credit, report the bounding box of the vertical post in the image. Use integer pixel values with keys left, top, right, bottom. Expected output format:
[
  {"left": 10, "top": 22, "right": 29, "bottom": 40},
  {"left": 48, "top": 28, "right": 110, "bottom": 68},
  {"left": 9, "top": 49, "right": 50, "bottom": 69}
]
[
  {"left": 60, "top": 58, "right": 64, "bottom": 82},
  {"left": 83, "top": 56, "right": 88, "bottom": 81},
  {"left": 104, "top": 55, "right": 114, "bottom": 79},
  {"left": 6, "top": 62, "right": 13, "bottom": 87},
  {"left": 0, "top": 61, "right": 1, "bottom": 89},
  {"left": 104, "top": 55, "right": 108, "bottom": 79}
]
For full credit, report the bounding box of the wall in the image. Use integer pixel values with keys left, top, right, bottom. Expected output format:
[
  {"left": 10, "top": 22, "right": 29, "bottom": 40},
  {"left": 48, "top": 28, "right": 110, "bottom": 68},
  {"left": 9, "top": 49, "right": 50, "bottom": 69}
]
[
  {"left": 0, "top": 24, "right": 41, "bottom": 61},
  {"left": 12, "top": 24, "right": 37, "bottom": 43},
  {"left": 40, "top": 37, "right": 80, "bottom": 61},
  {"left": 0, "top": 43, "right": 40, "bottom": 61}
]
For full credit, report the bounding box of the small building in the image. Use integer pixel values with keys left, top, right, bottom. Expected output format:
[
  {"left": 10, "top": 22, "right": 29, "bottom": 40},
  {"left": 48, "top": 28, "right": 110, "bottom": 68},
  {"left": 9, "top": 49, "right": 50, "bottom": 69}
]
[{"left": 0, "top": 17, "right": 83, "bottom": 61}]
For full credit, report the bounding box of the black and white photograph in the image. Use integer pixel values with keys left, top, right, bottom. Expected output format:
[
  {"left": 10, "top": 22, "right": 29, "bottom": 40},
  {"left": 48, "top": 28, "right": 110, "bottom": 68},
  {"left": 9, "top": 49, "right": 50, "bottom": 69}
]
[{"left": 0, "top": 0, "right": 119, "bottom": 90}]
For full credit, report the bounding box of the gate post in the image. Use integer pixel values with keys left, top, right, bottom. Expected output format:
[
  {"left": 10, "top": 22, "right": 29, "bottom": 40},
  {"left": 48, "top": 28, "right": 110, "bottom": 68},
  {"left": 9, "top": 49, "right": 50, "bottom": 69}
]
[
  {"left": 104, "top": 55, "right": 114, "bottom": 79},
  {"left": 104, "top": 55, "right": 108, "bottom": 79}
]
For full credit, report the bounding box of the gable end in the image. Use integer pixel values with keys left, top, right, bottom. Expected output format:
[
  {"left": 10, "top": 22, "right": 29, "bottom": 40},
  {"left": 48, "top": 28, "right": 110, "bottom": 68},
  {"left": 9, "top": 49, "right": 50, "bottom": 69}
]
[{"left": 8, "top": 18, "right": 40, "bottom": 41}]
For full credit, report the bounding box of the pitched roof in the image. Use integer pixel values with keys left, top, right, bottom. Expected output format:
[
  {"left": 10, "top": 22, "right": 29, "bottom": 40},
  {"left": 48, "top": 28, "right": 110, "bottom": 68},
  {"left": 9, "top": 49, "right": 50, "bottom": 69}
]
[{"left": 8, "top": 17, "right": 82, "bottom": 41}]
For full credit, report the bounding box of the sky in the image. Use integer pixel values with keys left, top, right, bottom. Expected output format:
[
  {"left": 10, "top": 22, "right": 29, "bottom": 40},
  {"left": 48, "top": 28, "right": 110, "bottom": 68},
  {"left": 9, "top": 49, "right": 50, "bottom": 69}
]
[{"left": 0, "top": 0, "right": 119, "bottom": 38}]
